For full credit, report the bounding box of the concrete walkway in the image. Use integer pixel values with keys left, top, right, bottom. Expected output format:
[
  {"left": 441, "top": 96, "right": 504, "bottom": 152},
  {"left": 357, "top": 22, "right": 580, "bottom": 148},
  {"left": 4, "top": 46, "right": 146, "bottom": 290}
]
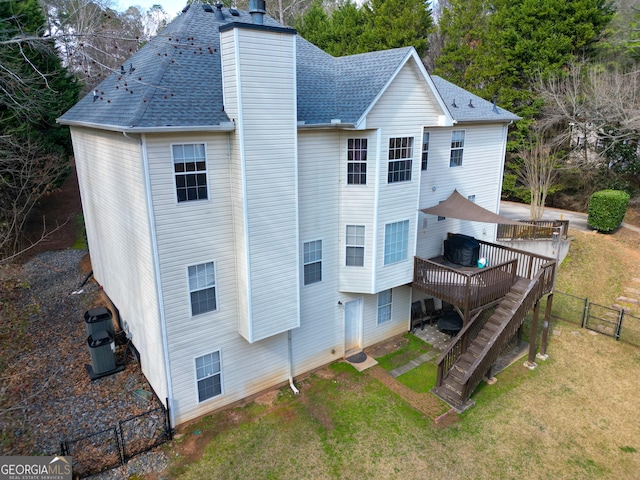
[{"left": 499, "top": 201, "right": 640, "bottom": 234}]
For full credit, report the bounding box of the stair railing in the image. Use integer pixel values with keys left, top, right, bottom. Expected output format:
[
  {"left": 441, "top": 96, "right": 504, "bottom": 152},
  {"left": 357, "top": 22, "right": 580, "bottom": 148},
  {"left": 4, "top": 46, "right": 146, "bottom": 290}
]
[
  {"left": 435, "top": 308, "right": 492, "bottom": 388},
  {"left": 458, "top": 260, "right": 556, "bottom": 402}
]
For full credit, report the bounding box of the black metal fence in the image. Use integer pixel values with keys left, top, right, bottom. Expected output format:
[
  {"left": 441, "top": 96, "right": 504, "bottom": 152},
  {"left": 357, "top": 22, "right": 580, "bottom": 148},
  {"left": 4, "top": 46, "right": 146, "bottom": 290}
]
[
  {"left": 59, "top": 402, "right": 172, "bottom": 478},
  {"left": 550, "top": 291, "right": 640, "bottom": 346}
]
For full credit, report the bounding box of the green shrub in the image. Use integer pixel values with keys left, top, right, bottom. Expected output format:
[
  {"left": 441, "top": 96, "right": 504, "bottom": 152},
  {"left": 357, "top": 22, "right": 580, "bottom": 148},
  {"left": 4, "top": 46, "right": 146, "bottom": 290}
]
[{"left": 587, "top": 189, "right": 630, "bottom": 233}]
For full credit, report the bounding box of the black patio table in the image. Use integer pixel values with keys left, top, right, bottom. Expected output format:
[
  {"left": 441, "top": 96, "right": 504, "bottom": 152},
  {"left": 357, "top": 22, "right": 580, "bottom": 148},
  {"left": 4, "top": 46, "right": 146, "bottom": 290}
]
[{"left": 437, "top": 310, "right": 463, "bottom": 336}]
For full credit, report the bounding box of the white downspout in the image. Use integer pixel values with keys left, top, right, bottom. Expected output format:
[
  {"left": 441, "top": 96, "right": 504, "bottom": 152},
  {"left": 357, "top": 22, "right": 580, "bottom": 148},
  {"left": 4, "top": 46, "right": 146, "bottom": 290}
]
[{"left": 288, "top": 329, "right": 299, "bottom": 395}]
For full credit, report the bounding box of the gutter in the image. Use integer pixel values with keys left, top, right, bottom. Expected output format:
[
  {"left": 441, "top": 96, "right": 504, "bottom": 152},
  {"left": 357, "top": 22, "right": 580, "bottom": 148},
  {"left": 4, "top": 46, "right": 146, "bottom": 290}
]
[
  {"left": 296, "top": 122, "right": 357, "bottom": 130},
  {"left": 56, "top": 119, "right": 236, "bottom": 133}
]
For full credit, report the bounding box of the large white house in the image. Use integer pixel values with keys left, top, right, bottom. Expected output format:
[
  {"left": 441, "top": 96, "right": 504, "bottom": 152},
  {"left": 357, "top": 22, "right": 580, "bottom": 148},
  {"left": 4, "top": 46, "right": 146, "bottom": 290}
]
[{"left": 59, "top": 2, "right": 520, "bottom": 425}]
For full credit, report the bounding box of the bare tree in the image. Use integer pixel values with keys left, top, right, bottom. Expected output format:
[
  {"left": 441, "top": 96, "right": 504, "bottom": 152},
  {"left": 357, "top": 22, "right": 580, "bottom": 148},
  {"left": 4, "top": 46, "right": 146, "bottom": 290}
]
[
  {"left": 0, "top": 135, "right": 69, "bottom": 257},
  {"left": 538, "top": 62, "right": 640, "bottom": 169},
  {"left": 517, "top": 127, "right": 562, "bottom": 220}
]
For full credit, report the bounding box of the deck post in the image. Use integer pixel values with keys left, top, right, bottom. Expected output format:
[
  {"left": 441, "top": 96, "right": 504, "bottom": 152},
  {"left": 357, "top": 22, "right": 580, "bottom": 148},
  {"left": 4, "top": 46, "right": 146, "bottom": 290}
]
[
  {"left": 524, "top": 300, "right": 540, "bottom": 369},
  {"left": 537, "top": 293, "right": 553, "bottom": 360}
]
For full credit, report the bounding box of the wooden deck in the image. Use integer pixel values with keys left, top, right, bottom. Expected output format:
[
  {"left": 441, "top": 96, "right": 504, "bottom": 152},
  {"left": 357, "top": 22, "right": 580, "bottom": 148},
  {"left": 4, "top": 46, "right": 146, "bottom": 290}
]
[{"left": 413, "top": 236, "right": 556, "bottom": 324}]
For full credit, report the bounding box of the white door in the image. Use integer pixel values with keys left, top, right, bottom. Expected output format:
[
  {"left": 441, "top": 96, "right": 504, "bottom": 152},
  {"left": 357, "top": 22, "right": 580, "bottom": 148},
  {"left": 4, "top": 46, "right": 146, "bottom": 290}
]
[{"left": 344, "top": 298, "right": 362, "bottom": 354}]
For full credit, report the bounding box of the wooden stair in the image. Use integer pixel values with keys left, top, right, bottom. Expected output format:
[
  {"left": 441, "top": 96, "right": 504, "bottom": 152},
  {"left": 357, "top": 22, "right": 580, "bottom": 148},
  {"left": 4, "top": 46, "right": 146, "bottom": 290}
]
[{"left": 432, "top": 278, "right": 534, "bottom": 410}]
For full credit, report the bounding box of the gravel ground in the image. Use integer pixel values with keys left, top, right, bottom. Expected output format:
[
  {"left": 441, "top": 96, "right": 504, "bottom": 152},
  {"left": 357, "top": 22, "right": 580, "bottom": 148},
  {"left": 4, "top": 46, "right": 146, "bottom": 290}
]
[{"left": 0, "top": 249, "right": 169, "bottom": 478}]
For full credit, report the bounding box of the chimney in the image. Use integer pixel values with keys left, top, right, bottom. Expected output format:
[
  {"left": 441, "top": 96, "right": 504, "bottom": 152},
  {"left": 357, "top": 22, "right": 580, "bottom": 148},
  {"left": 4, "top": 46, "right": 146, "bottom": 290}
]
[{"left": 249, "top": 0, "right": 266, "bottom": 25}]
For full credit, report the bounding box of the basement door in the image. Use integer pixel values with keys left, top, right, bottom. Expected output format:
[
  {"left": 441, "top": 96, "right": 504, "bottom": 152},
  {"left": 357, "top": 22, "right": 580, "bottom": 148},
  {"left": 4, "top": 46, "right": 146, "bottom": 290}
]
[{"left": 344, "top": 298, "right": 363, "bottom": 355}]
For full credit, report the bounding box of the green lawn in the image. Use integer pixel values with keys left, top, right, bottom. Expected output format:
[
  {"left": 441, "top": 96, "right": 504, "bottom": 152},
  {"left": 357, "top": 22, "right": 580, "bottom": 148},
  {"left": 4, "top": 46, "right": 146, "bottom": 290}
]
[
  {"left": 167, "top": 327, "right": 640, "bottom": 479},
  {"left": 166, "top": 230, "right": 640, "bottom": 479}
]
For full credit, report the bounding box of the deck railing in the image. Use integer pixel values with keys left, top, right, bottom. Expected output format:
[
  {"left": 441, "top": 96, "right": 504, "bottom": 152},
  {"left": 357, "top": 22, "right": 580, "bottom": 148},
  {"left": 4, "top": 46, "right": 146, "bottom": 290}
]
[
  {"left": 413, "top": 257, "right": 517, "bottom": 312},
  {"left": 497, "top": 220, "right": 569, "bottom": 241},
  {"left": 476, "top": 238, "right": 555, "bottom": 282}
]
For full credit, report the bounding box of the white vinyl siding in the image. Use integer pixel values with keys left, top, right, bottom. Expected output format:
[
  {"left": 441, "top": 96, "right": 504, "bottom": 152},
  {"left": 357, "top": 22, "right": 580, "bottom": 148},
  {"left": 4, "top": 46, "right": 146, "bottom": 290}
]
[
  {"left": 417, "top": 124, "right": 508, "bottom": 260},
  {"left": 221, "top": 27, "right": 300, "bottom": 343},
  {"left": 69, "top": 128, "right": 167, "bottom": 402},
  {"left": 294, "top": 130, "right": 342, "bottom": 375},
  {"left": 377, "top": 289, "right": 392, "bottom": 324},
  {"left": 303, "top": 240, "right": 322, "bottom": 285},
  {"left": 147, "top": 132, "right": 292, "bottom": 425}
]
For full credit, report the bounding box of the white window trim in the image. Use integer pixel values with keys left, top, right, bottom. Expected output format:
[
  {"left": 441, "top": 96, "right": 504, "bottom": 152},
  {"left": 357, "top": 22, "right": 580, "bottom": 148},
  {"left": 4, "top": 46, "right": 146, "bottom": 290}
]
[
  {"left": 383, "top": 220, "right": 410, "bottom": 265},
  {"left": 302, "top": 239, "right": 323, "bottom": 286},
  {"left": 387, "top": 136, "right": 414, "bottom": 183},
  {"left": 377, "top": 289, "right": 392, "bottom": 325},
  {"left": 187, "top": 260, "right": 218, "bottom": 316},
  {"left": 346, "top": 138, "right": 368, "bottom": 186},
  {"left": 171, "top": 142, "right": 210, "bottom": 204},
  {"left": 449, "top": 130, "right": 465, "bottom": 168},
  {"left": 194, "top": 349, "right": 223, "bottom": 403},
  {"left": 421, "top": 131, "right": 430, "bottom": 171},
  {"left": 345, "top": 225, "right": 365, "bottom": 267}
]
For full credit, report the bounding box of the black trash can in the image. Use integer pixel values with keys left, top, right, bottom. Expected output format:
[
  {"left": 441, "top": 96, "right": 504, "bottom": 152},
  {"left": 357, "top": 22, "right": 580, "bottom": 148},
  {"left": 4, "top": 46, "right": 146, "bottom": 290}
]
[
  {"left": 84, "top": 307, "right": 114, "bottom": 338},
  {"left": 87, "top": 330, "right": 116, "bottom": 374}
]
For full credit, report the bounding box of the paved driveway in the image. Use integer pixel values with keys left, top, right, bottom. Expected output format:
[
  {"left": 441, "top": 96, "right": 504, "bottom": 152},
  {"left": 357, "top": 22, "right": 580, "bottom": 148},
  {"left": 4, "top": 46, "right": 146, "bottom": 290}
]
[
  {"left": 499, "top": 201, "right": 589, "bottom": 231},
  {"left": 499, "top": 201, "right": 640, "bottom": 233}
]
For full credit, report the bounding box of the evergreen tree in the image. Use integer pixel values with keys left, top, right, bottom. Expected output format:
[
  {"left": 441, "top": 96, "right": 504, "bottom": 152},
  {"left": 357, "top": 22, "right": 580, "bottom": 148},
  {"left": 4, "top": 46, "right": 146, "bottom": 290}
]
[
  {"left": 0, "top": 0, "right": 80, "bottom": 255},
  {"left": 435, "top": 0, "right": 614, "bottom": 122},
  {"left": 1, "top": 0, "right": 80, "bottom": 154},
  {"left": 297, "top": 0, "right": 433, "bottom": 57}
]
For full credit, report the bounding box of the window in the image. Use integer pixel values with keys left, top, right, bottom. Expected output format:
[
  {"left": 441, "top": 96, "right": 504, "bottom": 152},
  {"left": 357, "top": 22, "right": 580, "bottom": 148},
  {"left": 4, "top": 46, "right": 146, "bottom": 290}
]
[
  {"left": 377, "top": 289, "right": 392, "bottom": 325},
  {"left": 303, "top": 240, "right": 322, "bottom": 285},
  {"left": 388, "top": 137, "right": 413, "bottom": 183},
  {"left": 384, "top": 220, "right": 409, "bottom": 265},
  {"left": 449, "top": 130, "right": 465, "bottom": 167},
  {"left": 345, "top": 225, "right": 365, "bottom": 266},
  {"left": 188, "top": 262, "right": 217, "bottom": 315},
  {"left": 173, "top": 143, "right": 208, "bottom": 202},
  {"left": 421, "top": 132, "right": 430, "bottom": 171},
  {"left": 438, "top": 201, "right": 445, "bottom": 222},
  {"left": 467, "top": 194, "right": 476, "bottom": 203},
  {"left": 195, "top": 352, "right": 222, "bottom": 402},
  {"left": 347, "top": 138, "right": 367, "bottom": 185}
]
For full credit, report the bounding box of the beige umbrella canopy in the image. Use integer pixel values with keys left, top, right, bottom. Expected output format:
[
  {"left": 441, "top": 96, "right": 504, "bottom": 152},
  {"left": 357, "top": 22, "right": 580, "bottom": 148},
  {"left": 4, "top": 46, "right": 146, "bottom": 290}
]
[{"left": 420, "top": 190, "right": 530, "bottom": 226}]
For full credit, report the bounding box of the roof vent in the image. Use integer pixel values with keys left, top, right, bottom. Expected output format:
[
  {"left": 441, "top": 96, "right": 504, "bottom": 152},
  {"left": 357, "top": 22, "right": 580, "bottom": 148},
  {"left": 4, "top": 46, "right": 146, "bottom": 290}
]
[
  {"left": 203, "top": 4, "right": 213, "bottom": 12},
  {"left": 230, "top": 8, "right": 240, "bottom": 16},
  {"left": 214, "top": 2, "right": 225, "bottom": 20},
  {"left": 468, "top": 99, "right": 475, "bottom": 108},
  {"left": 249, "top": 0, "right": 266, "bottom": 25},
  {"left": 492, "top": 94, "right": 499, "bottom": 114},
  {"left": 181, "top": 4, "right": 190, "bottom": 13}
]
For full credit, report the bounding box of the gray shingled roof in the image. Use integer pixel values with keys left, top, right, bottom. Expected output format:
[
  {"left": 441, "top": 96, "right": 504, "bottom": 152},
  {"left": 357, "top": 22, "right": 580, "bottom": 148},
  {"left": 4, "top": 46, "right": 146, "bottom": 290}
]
[
  {"left": 59, "top": 4, "right": 518, "bottom": 131},
  {"left": 431, "top": 76, "right": 521, "bottom": 123}
]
